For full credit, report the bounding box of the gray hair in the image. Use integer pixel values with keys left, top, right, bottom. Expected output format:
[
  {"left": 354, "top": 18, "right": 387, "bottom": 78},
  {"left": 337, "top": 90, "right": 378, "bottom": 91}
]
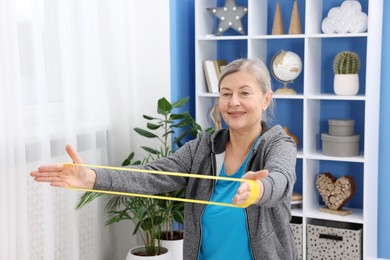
[{"left": 218, "top": 58, "right": 274, "bottom": 122}]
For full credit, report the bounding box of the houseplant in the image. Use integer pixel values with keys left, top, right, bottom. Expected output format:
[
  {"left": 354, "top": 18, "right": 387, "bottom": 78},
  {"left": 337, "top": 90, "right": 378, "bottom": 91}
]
[
  {"left": 76, "top": 96, "right": 213, "bottom": 258},
  {"left": 333, "top": 51, "right": 360, "bottom": 95}
]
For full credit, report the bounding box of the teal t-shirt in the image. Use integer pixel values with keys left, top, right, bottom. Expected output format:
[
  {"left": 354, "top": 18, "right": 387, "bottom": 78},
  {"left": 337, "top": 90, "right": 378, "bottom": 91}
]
[{"left": 199, "top": 149, "right": 254, "bottom": 260}]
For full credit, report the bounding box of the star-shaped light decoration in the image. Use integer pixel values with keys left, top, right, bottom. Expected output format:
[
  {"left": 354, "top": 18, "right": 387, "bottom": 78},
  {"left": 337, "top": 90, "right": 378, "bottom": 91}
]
[{"left": 207, "top": 0, "right": 248, "bottom": 36}]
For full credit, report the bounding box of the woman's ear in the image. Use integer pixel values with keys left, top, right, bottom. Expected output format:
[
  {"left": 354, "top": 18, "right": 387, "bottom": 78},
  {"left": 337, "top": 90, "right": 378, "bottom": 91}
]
[{"left": 262, "top": 91, "right": 273, "bottom": 111}]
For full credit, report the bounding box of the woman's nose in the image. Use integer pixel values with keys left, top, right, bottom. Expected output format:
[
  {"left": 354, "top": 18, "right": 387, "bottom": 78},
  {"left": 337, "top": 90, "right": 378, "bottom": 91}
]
[{"left": 229, "top": 93, "right": 240, "bottom": 106}]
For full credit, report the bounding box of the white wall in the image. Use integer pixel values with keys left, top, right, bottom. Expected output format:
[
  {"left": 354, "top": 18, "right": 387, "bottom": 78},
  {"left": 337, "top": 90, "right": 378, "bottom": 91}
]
[
  {"left": 127, "top": 0, "right": 171, "bottom": 160},
  {"left": 103, "top": 1, "right": 171, "bottom": 259}
]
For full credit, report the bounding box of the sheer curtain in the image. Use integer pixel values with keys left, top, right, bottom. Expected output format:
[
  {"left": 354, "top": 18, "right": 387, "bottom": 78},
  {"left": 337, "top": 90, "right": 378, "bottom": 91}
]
[{"left": 0, "top": 0, "right": 172, "bottom": 259}]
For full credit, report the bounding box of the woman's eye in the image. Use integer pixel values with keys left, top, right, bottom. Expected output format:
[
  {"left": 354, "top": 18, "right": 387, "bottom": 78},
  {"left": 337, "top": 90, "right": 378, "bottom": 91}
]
[
  {"left": 221, "top": 92, "right": 232, "bottom": 97},
  {"left": 241, "top": 91, "right": 250, "bottom": 96}
]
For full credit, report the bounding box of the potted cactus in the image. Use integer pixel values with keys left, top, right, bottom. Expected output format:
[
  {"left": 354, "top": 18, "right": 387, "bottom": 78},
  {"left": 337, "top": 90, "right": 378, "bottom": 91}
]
[{"left": 333, "top": 51, "right": 360, "bottom": 95}]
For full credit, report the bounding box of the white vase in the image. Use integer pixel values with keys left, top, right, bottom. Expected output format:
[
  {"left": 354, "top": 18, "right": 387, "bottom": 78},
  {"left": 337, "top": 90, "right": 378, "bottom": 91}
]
[
  {"left": 161, "top": 239, "right": 183, "bottom": 260},
  {"left": 334, "top": 74, "right": 359, "bottom": 95},
  {"left": 126, "top": 246, "right": 173, "bottom": 260}
]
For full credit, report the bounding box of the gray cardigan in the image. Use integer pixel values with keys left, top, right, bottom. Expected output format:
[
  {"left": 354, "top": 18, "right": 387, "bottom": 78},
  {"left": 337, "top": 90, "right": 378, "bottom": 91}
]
[{"left": 94, "top": 122, "right": 297, "bottom": 259}]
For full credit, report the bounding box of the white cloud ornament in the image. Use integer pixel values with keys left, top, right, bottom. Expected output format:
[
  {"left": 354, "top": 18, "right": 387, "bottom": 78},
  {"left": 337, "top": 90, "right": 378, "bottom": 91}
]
[
  {"left": 322, "top": 0, "right": 368, "bottom": 34},
  {"left": 207, "top": 0, "right": 248, "bottom": 36}
]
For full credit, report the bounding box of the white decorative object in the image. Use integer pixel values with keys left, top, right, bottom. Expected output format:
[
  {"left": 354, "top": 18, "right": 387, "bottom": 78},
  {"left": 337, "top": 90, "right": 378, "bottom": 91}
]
[
  {"left": 334, "top": 74, "right": 359, "bottom": 95},
  {"left": 207, "top": 0, "right": 248, "bottom": 36},
  {"left": 271, "top": 50, "right": 302, "bottom": 95},
  {"left": 322, "top": 0, "right": 368, "bottom": 34}
]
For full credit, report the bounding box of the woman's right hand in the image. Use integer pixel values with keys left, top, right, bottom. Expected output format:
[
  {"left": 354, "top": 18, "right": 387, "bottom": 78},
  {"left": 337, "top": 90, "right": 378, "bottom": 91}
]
[{"left": 30, "top": 144, "right": 96, "bottom": 189}]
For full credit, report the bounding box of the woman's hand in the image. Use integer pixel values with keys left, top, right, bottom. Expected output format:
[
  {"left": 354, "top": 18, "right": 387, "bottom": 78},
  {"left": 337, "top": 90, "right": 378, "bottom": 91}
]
[
  {"left": 30, "top": 145, "right": 96, "bottom": 189},
  {"left": 232, "top": 170, "right": 268, "bottom": 206}
]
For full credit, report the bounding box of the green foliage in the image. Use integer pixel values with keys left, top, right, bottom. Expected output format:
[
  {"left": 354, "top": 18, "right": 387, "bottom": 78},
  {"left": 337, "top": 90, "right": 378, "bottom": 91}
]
[
  {"left": 333, "top": 51, "right": 360, "bottom": 74},
  {"left": 76, "top": 96, "right": 213, "bottom": 256}
]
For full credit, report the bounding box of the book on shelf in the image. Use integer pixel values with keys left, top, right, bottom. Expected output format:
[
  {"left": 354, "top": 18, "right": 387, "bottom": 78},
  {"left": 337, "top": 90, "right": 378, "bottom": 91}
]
[{"left": 202, "top": 59, "right": 227, "bottom": 94}]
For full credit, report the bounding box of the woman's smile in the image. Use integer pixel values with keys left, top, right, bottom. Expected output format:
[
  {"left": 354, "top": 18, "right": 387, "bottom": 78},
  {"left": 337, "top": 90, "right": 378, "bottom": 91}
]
[{"left": 228, "top": 111, "right": 246, "bottom": 118}]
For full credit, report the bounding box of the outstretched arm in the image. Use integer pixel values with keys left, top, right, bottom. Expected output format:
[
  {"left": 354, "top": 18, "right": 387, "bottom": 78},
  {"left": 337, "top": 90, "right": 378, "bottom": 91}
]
[{"left": 30, "top": 145, "right": 96, "bottom": 189}]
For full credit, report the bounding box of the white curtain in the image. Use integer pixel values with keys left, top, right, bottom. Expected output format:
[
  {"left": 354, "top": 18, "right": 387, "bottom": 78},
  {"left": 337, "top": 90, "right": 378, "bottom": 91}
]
[{"left": 0, "top": 0, "right": 171, "bottom": 259}]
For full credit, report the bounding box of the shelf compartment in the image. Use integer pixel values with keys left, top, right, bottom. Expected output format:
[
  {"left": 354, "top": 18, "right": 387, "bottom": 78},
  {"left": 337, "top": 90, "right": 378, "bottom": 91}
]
[
  {"left": 305, "top": 37, "right": 367, "bottom": 96},
  {"left": 304, "top": 159, "right": 364, "bottom": 222},
  {"left": 249, "top": 38, "right": 305, "bottom": 94},
  {"left": 306, "top": 0, "right": 369, "bottom": 35},
  {"left": 262, "top": 0, "right": 306, "bottom": 36},
  {"left": 196, "top": 40, "right": 247, "bottom": 95},
  {"left": 196, "top": 0, "right": 249, "bottom": 37},
  {"left": 304, "top": 99, "right": 365, "bottom": 156}
]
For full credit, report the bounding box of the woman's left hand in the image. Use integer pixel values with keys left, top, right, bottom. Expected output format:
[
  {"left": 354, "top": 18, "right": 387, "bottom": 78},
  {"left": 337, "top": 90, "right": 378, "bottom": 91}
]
[{"left": 232, "top": 170, "right": 268, "bottom": 206}]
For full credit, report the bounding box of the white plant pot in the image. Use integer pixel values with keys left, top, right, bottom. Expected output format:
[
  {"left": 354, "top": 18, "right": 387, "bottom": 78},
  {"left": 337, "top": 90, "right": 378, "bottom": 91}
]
[
  {"left": 334, "top": 74, "right": 359, "bottom": 95},
  {"left": 161, "top": 239, "right": 183, "bottom": 260},
  {"left": 126, "top": 246, "right": 173, "bottom": 260}
]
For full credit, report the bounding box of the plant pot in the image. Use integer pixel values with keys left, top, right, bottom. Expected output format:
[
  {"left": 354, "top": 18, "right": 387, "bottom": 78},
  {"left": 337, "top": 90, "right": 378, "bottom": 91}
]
[
  {"left": 334, "top": 74, "right": 359, "bottom": 95},
  {"left": 160, "top": 238, "right": 183, "bottom": 260},
  {"left": 126, "top": 246, "right": 173, "bottom": 260}
]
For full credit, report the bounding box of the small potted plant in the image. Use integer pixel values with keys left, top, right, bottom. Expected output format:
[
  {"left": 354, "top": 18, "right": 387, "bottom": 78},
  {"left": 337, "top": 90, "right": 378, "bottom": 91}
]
[
  {"left": 333, "top": 51, "right": 360, "bottom": 95},
  {"left": 77, "top": 97, "right": 213, "bottom": 259}
]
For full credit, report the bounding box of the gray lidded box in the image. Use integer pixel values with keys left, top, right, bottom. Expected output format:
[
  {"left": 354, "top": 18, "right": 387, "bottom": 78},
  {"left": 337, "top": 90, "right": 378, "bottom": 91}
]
[
  {"left": 328, "top": 119, "right": 355, "bottom": 136},
  {"left": 321, "top": 133, "right": 360, "bottom": 157}
]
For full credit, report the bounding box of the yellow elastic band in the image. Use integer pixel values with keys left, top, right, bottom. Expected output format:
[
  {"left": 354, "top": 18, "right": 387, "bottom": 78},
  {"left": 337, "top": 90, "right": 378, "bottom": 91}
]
[{"left": 64, "top": 163, "right": 260, "bottom": 208}]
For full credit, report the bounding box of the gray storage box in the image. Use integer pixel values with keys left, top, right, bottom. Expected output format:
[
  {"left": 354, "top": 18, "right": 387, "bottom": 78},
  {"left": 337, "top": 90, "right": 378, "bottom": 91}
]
[
  {"left": 307, "top": 219, "right": 362, "bottom": 259},
  {"left": 328, "top": 119, "right": 355, "bottom": 136},
  {"left": 321, "top": 133, "right": 360, "bottom": 157},
  {"left": 290, "top": 217, "right": 302, "bottom": 260}
]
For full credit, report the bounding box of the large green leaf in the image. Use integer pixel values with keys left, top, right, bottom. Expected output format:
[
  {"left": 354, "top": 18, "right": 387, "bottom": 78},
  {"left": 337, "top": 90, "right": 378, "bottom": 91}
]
[
  {"left": 170, "top": 113, "right": 190, "bottom": 120},
  {"left": 143, "top": 115, "right": 156, "bottom": 120},
  {"left": 172, "top": 129, "right": 190, "bottom": 146},
  {"left": 162, "top": 130, "right": 174, "bottom": 138},
  {"left": 157, "top": 97, "right": 172, "bottom": 116},
  {"left": 147, "top": 122, "right": 162, "bottom": 130},
  {"left": 172, "top": 118, "right": 193, "bottom": 128},
  {"left": 172, "top": 96, "right": 189, "bottom": 108},
  {"left": 134, "top": 127, "right": 158, "bottom": 138},
  {"left": 141, "top": 146, "right": 160, "bottom": 155},
  {"left": 133, "top": 220, "right": 143, "bottom": 235},
  {"left": 172, "top": 211, "right": 184, "bottom": 225}
]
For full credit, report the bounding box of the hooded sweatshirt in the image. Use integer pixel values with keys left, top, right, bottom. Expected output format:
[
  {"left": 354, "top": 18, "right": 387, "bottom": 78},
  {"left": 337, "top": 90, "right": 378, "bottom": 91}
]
[{"left": 93, "top": 122, "right": 297, "bottom": 259}]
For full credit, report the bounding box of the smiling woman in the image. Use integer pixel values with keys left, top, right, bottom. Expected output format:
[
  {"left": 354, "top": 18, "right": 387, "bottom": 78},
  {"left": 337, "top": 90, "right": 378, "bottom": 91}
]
[{"left": 0, "top": 1, "right": 171, "bottom": 259}]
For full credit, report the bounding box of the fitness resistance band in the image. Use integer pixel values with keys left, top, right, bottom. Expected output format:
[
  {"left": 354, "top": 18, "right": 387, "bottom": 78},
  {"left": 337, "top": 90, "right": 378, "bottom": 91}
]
[{"left": 64, "top": 163, "right": 260, "bottom": 208}]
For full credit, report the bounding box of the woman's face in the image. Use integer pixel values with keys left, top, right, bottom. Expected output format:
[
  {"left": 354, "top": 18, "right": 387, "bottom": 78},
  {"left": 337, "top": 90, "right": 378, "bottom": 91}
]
[{"left": 219, "top": 70, "right": 272, "bottom": 132}]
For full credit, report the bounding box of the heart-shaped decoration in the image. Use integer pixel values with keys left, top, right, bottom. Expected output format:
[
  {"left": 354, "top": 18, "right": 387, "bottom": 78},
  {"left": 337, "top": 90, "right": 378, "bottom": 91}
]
[{"left": 316, "top": 172, "right": 356, "bottom": 210}]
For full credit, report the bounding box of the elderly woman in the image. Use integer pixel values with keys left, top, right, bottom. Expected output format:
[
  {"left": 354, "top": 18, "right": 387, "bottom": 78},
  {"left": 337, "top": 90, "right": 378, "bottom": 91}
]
[{"left": 31, "top": 58, "right": 297, "bottom": 260}]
